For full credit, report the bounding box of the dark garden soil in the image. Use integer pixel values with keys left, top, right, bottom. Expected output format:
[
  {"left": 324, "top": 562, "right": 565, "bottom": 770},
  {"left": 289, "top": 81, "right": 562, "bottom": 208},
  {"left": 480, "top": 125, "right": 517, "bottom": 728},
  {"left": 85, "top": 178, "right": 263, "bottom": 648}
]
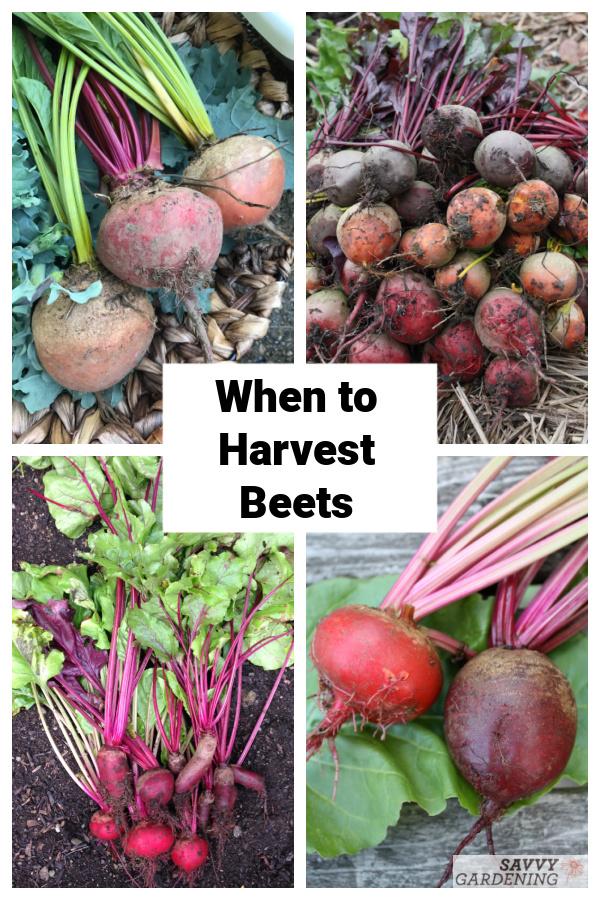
[{"left": 12, "top": 464, "right": 294, "bottom": 888}]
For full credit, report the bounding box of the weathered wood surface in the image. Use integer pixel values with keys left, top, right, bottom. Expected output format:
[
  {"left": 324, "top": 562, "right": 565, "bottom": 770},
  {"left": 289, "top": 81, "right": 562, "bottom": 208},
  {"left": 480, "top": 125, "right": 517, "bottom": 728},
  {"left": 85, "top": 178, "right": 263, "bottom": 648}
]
[{"left": 306, "top": 455, "right": 587, "bottom": 888}]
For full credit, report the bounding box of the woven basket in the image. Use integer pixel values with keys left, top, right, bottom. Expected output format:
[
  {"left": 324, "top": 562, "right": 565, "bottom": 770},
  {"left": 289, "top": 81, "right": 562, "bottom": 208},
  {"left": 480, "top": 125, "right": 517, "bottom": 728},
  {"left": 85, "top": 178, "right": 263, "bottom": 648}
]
[{"left": 13, "top": 12, "right": 293, "bottom": 445}]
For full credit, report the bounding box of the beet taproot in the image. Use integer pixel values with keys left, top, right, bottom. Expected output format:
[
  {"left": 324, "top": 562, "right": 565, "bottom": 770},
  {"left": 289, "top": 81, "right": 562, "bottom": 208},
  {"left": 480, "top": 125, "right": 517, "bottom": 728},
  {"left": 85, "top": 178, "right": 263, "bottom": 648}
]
[
  {"left": 322, "top": 149, "right": 364, "bottom": 206},
  {"left": 552, "top": 193, "right": 588, "bottom": 245},
  {"left": 474, "top": 289, "right": 543, "bottom": 359},
  {"left": 484, "top": 357, "right": 539, "bottom": 407},
  {"left": 535, "top": 145, "right": 574, "bottom": 194},
  {"left": 348, "top": 333, "right": 412, "bottom": 363},
  {"left": 547, "top": 300, "right": 586, "bottom": 350},
  {"left": 507, "top": 179, "right": 559, "bottom": 234},
  {"left": 446, "top": 187, "right": 507, "bottom": 249},
  {"left": 184, "top": 135, "right": 284, "bottom": 230},
  {"left": 392, "top": 180, "right": 438, "bottom": 224},
  {"left": 337, "top": 203, "right": 401, "bottom": 265},
  {"left": 376, "top": 271, "right": 444, "bottom": 344},
  {"left": 307, "top": 204, "right": 343, "bottom": 256},
  {"left": 362, "top": 140, "right": 417, "bottom": 199},
  {"left": 423, "top": 320, "right": 485, "bottom": 382},
  {"left": 32, "top": 269, "right": 155, "bottom": 393},
  {"left": 421, "top": 104, "right": 483, "bottom": 160},
  {"left": 405, "top": 222, "right": 457, "bottom": 269},
  {"left": 474, "top": 130, "right": 536, "bottom": 188},
  {"left": 434, "top": 250, "right": 491, "bottom": 307},
  {"left": 519, "top": 251, "right": 578, "bottom": 304}
]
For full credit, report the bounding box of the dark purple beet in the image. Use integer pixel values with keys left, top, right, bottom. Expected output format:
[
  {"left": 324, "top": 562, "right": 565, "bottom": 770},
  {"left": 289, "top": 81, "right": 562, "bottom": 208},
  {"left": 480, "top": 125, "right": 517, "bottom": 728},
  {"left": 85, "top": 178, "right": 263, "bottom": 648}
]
[{"left": 439, "top": 648, "right": 577, "bottom": 886}]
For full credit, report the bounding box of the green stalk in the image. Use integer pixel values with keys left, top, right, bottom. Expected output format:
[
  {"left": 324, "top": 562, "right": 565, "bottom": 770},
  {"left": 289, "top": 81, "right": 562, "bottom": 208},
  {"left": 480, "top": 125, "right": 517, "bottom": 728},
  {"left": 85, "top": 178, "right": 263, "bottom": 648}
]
[
  {"left": 32, "top": 685, "right": 95, "bottom": 797},
  {"left": 50, "top": 687, "right": 100, "bottom": 785}
]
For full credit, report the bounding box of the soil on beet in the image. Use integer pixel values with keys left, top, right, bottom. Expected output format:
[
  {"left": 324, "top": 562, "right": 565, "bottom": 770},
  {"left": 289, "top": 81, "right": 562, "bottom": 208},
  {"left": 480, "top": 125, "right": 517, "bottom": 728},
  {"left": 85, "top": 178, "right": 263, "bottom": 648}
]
[{"left": 12, "top": 465, "right": 294, "bottom": 888}]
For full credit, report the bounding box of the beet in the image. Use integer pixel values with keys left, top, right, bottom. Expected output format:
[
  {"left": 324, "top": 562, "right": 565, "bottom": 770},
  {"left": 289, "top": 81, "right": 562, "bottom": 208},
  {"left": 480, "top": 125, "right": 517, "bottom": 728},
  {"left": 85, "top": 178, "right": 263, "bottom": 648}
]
[
  {"left": 137, "top": 767, "right": 175, "bottom": 807},
  {"left": 405, "top": 222, "right": 457, "bottom": 269},
  {"left": 547, "top": 300, "right": 586, "bottom": 350},
  {"left": 124, "top": 821, "right": 175, "bottom": 859},
  {"left": 446, "top": 187, "right": 506, "bottom": 249},
  {"left": 340, "top": 258, "right": 365, "bottom": 295},
  {"left": 552, "top": 193, "right": 588, "bottom": 245},
  {"left": 497, "top": 229, "right": 540, "bottom": 257},
  {"left": 307, "top": 289, "right": 348, "bottom": 360},
  {"left": 434, "top": 251, "right": 491, "bottom": 307},
  {"left": 422, "top": 320, "right": 485, "bottom": 383},
  {"left": 474, "top": 130, "right": 536, "bottom": 188},
  {"left": 307, "top": 264, "right": 327, "bottom": 294},
  {"left": 184, "top": 135, "right": 284, "bottom": 230},
  {"left": 421, "top": 104, "right": 483, "bottom": 160},
  {"left": 171, "top": 835, "right": 209, "bottom": 873},
  {"left": 376, "top": 270, "right": 444, "bottom": 344},
  {"left": 308, "top": 604, "right": 442, "bottom": 755},
  {"left": 96, "top": 746, "right": 131, "bottom": 801},
  {"left": 418, "top": 148, "right": 440, "bottom": 182},
  {"left": 336, "top": 202, "right": 401, "bottom": 265},
  {"left": 362, "top": 140, "right": 417, "bottom": 199},
  {"left": 348, "top": 333, "right": 412, "bottom": 363},
  {"left": 474, "top": 289, "right": 543, "bottom": 359},
  {"left": 32, "top": 267, "right": 155, "bottom": 393},
  {"left": 307, "top": 149, "right": 332, "bottom": 192},
  {"left": 89, "top": 811, "right": 121, "bottom": 842},
  {"left": 445, "top": 648, "right": 576, "bottom": 804},
  {"left": 519, "top": 251, "right": 578, "bottom": 304},
  {"left": 392, "top": 180, "right": 437, "bottom": 224},
  {"left": 507, "top": 180, "right": 559, "bottom": 234},
  {"left": 322, "top": 149, "right": 364, "bottom": 206},
  {"left": 535, "top": 145, "right": 574, "bottom": 194},
  {"left": 484, "top": 357, "right": 539, "bottom": 407},
  {"left": 573, "top": 167, "right": 588, "bottom": 200},
  {"left": 439, "top": 648, "right": 576, "bottom": 886},
  {"left": 96, "top": 183, "right": 222, "bottom": 291},
  {"left": 307, "top": 204, "right": 343, "bottom": 256}
]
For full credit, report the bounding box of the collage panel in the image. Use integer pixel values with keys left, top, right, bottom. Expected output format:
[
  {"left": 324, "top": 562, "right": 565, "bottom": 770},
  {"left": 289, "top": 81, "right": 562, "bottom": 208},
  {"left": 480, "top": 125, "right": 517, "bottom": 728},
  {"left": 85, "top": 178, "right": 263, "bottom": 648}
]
[
  {"left": 306, "top": 12, "right": 587, "bottom": 444},
  {"left": 306, "top": 456, "right": 588, "bottom": 887},
  {"left": 13, "top": 12, "right": 294, "bottom": 445},
  {"left": 12, "top": 456, "right": 294, "bottom": 887}
]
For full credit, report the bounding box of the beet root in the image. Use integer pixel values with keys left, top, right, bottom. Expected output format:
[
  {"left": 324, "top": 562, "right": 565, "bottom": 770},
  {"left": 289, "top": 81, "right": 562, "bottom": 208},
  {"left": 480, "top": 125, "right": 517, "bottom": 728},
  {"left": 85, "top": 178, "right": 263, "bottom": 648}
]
[
  {"left": 137, "top": 767, "right": 175, "bottom": 808},
  {"left": 474, "top": 289, "right": 543, "bottom": 359},
  {"left": 348, "top": 333, "right": 412, "bottom": 363},
  {"left": 307, "top": 149, "right": 332, "bottom": 192},
  {"left": 392, "top": 180, "right": 437, "bottom": 225},
  {"left": 32, "top": 266, "right": 155, "bottom": 393},
  {"left": 498, "top": 229, "right": 540, "bottom": 257},
  {"left": 124, "top": 821, "right": 175, "bottom": 859},
  {"left": 507, "top": 179, "right": 559, "bottom": 234},
  {"left": 322, "top": 149, "right": 364, "bottom": 206},
  {"left": 439, "top": 648, "right": 576, "bottom": 886},
  {"left": 422, "top": 320, "right": 485, "bottom": 383},
  {"left": 96, "top": 745, "right": 132, "bottom": 801},
  {"left": 446, "top": 187, "right": 506, "bottom": 249},
  {"left": 434, "top": 251, "right": 491, "bottom": 308},
  {"left": 421, "top": 104, "right": 483, "bottom": 160},
  {"left": 307, "top": 204, "right": 343, "bottom": 256},
  {"left": 307, "top": 604, "right": 442, "bottom": 757},
  {"left": 376, "top": 271, "right": 443, "bottom": 344},
  {"left": 535, "top": 145, "right": 574, "bottom": 194},
  {"left": 552, "top": 193, "right": 588, "bottom": 245},
  {"left": 307, "top": 265, "right": 327, "bottom": 294},
  {"left": 337, "top": 203, "right": 401, "bottom": 265},
  {"left": 184, "top": 135, "right": 284, "bottom": 230},
  {"left": 484, "top": 357, "right": 539, "bottom": 407},
  {"left": 171, "top": 834, "right": 209, "bottom": 873},
  {"left": 362, "top": 140, "right": 417, "bottom": 199},
  {"left": 474, "top": 130, "right": 536, "bottom": 187},
  {"left": 519, "top": 251, "right": 578, "bottom": 304},
  {"left": 89, "top": 811, "right": 121, "bottom": 842},
  {"left": 405, "top": 222, "right": 457, "bottom": 269},
  {"left": 306, "top": 289, "right": 348, "bottom": 360},
  {"left": 96, "top": 182, "right": 222, "bottom": 291},
  {"left": 547, "top": 300, "right": 586, "bottom": 350}
]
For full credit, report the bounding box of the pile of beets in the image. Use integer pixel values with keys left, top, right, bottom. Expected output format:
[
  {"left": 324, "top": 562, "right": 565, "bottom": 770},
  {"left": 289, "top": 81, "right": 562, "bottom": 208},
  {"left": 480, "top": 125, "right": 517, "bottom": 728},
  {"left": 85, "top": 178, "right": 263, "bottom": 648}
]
[{"left": 306, "top": 106, "right": 587, "bottom": 411}]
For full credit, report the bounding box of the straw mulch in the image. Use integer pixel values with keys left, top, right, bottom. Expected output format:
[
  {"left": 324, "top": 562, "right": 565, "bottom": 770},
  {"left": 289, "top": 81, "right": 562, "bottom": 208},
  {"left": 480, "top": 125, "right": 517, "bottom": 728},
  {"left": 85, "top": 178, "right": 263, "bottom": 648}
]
[{"left": 13, "top": 12, "right": 293, "bottom": 445}]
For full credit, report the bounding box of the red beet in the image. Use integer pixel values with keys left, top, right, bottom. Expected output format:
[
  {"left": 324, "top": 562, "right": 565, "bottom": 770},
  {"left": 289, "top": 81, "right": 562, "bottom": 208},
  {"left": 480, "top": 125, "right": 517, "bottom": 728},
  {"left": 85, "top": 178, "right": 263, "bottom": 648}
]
[
  {"left": 376, "top": 271, "right": 443, "bottom": 344},
  {"left": 96, "top": 183, "right": 222, "bottom": 291},
  {"left": 474, "top": 289, "right": 543, "bottom": 359},
  {"left": 392, "top": 180, "right": 437, "bottom": 225},
  {"left": 307, "top": 605, "right": 442, "bottom": 756},
  {"left": 124, "top": 821, "right": 175, "bottom": 859},
  {"left": 348, "top": 333, "right": 412, "bottom": 363},
  {"left": 97, "top": 746, "right": 131, "bottom": 801},
  {"left": 484, "top": 358, "right": 539, "bottom": 407},
  {"left": 171, "top": 835, "right": 209, "bottom": 873},
  {"left": 422, "top": 320, "right": 485, "bottom": 383},
  {"left": 306, "top": 289, "right": 348, "bottom": 359},
  {"left": 421, "top": 104, "right": 483, "bottom": 160},
  {"left": 89, "top": 811, "right": 121, "bottom": 842},
  {"left": 137, "top": 768, "right": 175, "bottom": 808},
  {"left": 474, "top": 130, "right": 536, "bottom": 187}
]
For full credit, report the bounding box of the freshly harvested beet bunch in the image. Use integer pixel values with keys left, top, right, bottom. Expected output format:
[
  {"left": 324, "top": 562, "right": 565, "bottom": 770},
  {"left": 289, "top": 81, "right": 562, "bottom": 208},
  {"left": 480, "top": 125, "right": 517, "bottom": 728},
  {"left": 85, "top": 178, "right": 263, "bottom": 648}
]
[
  {"left": 307, "top": 457, "right": 587, "bottom": 877},
  {"left": 306, "top": 13, "right": 587, "bottom": 417}
]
